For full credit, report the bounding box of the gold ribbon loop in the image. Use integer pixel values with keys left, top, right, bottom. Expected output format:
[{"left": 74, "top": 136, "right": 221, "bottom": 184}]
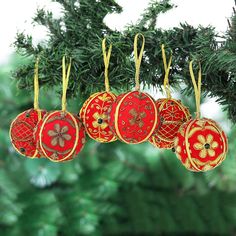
[
  {"left": 62, "top": 56, "right": 72, "bottom": 112},
  {"left": 102, "top": 38, "right": 112, "bottom": 92},
  {"left": 161, "top": 44, "right": 172, "bottom": 99},
  {"left": 34, "top": 57, "right": 40, "bottom": 111},
  {"left": 134, "top": 33, "right": 145, "bottom": 91},
  {"left": 189, "top": 60, "right": 202, "bottom": 118}
]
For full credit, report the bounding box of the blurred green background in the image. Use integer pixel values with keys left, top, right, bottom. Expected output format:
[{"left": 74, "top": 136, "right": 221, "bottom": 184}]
[{"left": 1, "top": 55, "right": 236, "bottom": 236}]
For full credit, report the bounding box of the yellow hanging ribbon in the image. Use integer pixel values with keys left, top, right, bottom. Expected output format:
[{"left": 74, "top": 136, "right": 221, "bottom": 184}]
[
  {"left": 189, "top": 60, "right": 202, "bottom": 119},
  {"left": 161, "top": 44, "right": 172, "bottom": 99},
  {"left": 102, "top": 38, "right": 112, "bottom": 92},
  {"left": 34, "top": 57, "right": 40, "bottom": 111},
  {"left": 62, "top": 56, "right": 72, "bottom": 112},
  {"left": 134, "top": 33, "right": 145, "bottom": 91}
]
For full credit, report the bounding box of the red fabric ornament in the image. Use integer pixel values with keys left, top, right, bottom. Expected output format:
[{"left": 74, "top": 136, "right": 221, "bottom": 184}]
[
  {"left": 174, "top": 118, "right": 228, "bottom": 172},
  {"left": 9, "top": 109, "right": 46, "bottom": 158},
  {"left": 34, "top": 56, "right": 85, "bottom": 162},
  {"left": 80, "top": 91, "right": 117, "bottom": 143},
  {"left": 149, "top": 98, "right": 191, "bottom": 149},
  {"left": 174, "top": 61, "right": 228, "bottom": 172},
  {"left": 108, "top": 91, "right": 159, "bottom": 144},
  {"left": 107, "top": 34, "right": 159, "bottom": 144},
  {"left": 79, "top": 38, "right": 117, "bottom": 143},
  {"left": 35, "top": 111, "right": 86, "bottom": 162}
]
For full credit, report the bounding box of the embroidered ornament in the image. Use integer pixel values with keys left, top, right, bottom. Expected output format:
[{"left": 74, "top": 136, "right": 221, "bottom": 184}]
[
  {"left": 174, "top": 118, "right": 228, "bottom": 172},
  {"left": 10, "top": 109, "right": 46, "bottom": 158},
  {"left": 174, "top": 61, "right": 228, "bottom": 172},
  {"left": 35, "top": 111, "right": 85, "bottom": 162},
  {"left": 149, "top": 45, "right": 191, "bottom": 149},
  {"left": 35, "top": 57, "right": 86, "bottom": 162},
  {"left": 108, "top": 34, "right": 158, "bottom": 144},
  {"left": 80, "top": 39, "right": 117, "bottom": 143},
  {"left": 150, "top": 98, "right": 191, "bottom": 149},
  {"left": 9, "top": 58, "right": 46, "bottom": 158}
]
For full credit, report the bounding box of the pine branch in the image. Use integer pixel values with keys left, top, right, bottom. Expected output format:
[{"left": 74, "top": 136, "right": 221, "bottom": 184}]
[{"left": 12, "top": 0, "right": 236, "bottom": 123}]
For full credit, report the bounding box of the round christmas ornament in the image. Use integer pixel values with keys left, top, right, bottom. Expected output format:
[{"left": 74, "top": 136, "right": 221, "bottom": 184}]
[
  {"left": 79, "top": 39, "right": 117, "bottom": 143},
  {"left": 9, "top": 58, "right": 46, "bottom": 158},
  {"left": 174, "top": 61, "right": 228, "bottom": 172},
  {"left": 35, "top": 57, "right": 86, "bottom": 162},
  {"left": 149, "top": 45, "right": 191, "bottom": 149},
  {"left": 108, "top": 34, "right": 158, "bottom": 144}
]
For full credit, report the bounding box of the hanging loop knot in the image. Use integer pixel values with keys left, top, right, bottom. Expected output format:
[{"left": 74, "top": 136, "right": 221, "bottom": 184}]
[
  {"left": 161, "top": 44, "right": 172, "bottom": 99},
  {"left": 102, "top": 38, "right": 112, "bottom": 92},
  {"left": 62, "top": 56, "right": 72, "bottom": 112},
  {"left": 134, "top": 33, "right": 145, "bottom": 91},
  {"left": 189, "top": 60, "right": 202, "bottom": 119}
]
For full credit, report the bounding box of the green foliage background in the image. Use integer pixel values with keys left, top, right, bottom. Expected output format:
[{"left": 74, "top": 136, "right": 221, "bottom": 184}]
[
  {"left": 0, "top": 54, "right": 236, "bottom": 236},
  {"left": 1, "top": 0, "right": 236, "bottom": 235}
]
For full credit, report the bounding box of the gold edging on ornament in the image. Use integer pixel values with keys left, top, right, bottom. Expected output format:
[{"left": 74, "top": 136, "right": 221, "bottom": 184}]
[
  {"left": 185, "top": 119, "right": 202, "bottom": 171},
  {"left": 114, "top": 91, "right": 158, "bottom": 144},
  {"left": 39, "top": 110, "right": 80, "bottom": 162},
  {"left": 150, "top": 136, "right": 173, "bottom": 149},
  {"left": 81, "top": 91, "right": 117, "bottom": 143},
  {"left": 114, "top": 92, "right": 130, "bottom": 143},
  {"left": 206, "top": 119, "right": 228, "bottom": 166},
  {"left": 79, "top": 92, "right": 100, "bottom": 118},
  {"left": 9, "top": 109, "right": 41, "bottom": 159},
  {"left": 32, "top": 109, "right": 43, "bottom": 158}
]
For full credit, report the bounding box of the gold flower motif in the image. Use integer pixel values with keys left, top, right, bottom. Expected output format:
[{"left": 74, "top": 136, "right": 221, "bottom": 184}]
[
  {"left": 98, "top": 93, "right": 111, "bottom": 102},
  {"left": 193, "top": 134, "right": 218, "bottom": 158},
  {"left": 129, "top": 108, "right": 146, "bottom": 128},
  {"left": 92, "top": 112, "right": 108, "bottom": 130},
  {"left": 48, "top": 124, "right": 71, "bottom": 147}
]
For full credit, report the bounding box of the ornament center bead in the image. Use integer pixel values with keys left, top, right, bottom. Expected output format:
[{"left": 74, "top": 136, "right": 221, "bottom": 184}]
[
  {"left": 20, "top": 147, "right": 25, "bottom": 153},
  {"left": 204, "top": 143, "right": 210, "bottom": 149},
  {"left": 97, "top": 118, "right": 103, "bottom": 124}
]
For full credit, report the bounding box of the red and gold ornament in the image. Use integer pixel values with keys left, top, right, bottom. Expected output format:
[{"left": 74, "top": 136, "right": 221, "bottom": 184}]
[
  {"left": 150, "top": 98, "right": 191, "bottom": 149},
  {"left": 149, "top": 45, "right": 191, "bottom": 149},
  {"left": 9, "top": 58, "right": 46, "bottom": 158},
  {"left": 108, "top": 34, "right": 159, "bottom": 144},
  {"left": 35, "top": 57, "right": 86, "bottom": 162},
  {"left": 174, "top": 61, "right": 228, "bottom": 172},
  {"left": 80, "top": 39, "right": 117, "bottom": 143}
]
